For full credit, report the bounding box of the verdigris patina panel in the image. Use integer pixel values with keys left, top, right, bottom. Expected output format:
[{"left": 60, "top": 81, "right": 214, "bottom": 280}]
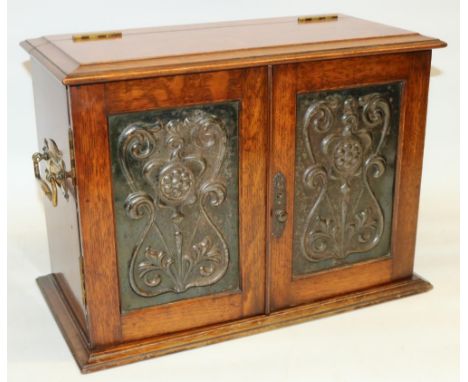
[
  {"left": 108, "top": 102, "right": 240, "bottom": 312},
  {"left": 293, "top": 83, "right": 402, "bottom": 276}
]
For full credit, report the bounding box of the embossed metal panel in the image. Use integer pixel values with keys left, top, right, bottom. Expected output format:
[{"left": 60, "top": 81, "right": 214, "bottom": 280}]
[
  {"left": 292, "top": 83, "right": 402, "bottom": 276},
  {"left": 109, "top": 102, "right": 240, "bottom": 312}
]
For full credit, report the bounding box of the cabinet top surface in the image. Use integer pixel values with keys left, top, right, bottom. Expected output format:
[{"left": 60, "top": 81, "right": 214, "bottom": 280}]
[{"left": 21, "top": 14, "right": 445, "bottom": 85}]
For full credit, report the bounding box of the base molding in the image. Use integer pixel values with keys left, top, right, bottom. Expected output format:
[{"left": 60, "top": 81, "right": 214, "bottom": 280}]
[{"left": 37, "top": 273, "right": 432, "bottom": 373}]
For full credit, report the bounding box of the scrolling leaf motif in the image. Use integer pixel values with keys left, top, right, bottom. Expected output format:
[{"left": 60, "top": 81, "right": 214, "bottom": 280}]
[
  {"left": 118, "top": 110, "right": 229, "bottom": 297},
  {"left": 301, "top": 93, "right": 391, "bottom": 262}
]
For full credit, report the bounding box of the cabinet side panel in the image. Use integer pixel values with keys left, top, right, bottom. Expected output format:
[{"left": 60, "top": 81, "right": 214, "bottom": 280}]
[{"left": 31, "top": 58, "right": 86, "bottom": 329}]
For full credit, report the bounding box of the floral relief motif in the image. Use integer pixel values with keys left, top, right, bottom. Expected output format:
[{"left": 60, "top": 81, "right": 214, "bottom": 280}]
[
  {"left": 118, "top": 110, "right": 230, "bottom": 297},
  {"left": 159, "top": 164, "right": 194, "bottom": 201},
  {"left": 300, "top": 92, "right": 392, "bottom": 263}
]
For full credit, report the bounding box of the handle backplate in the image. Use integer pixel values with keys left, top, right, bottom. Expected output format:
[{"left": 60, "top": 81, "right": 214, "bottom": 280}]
[{"left": 272, "top": 172, "right": 288, "bottom": 238}]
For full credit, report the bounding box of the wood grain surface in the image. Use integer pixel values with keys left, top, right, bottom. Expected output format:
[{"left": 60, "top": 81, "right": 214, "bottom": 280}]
[
  {"left": 70, "top": 84, "right": 122, "bottom": 346},
  {"left": 37, "top": 273, "right": 432, "bottom": 373},
  {"left": 69, "top": 68, "right": 268, "bottom": 343},
  {"left": 30, "top": 58, "right": 86, "bottom": 330},
  {"left": 20, "top": 14, "right": 445, "bottom": 84},
  {"left": 269, "top": 51, "right": 432, "bottom": 311}
]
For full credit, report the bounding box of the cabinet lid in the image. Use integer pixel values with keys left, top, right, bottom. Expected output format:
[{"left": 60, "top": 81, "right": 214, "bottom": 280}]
[{"left": 21, "top": 14, "right": 446, "bottom": 85}]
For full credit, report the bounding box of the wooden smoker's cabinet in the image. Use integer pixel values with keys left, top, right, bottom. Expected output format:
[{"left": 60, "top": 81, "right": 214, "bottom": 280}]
[{"left": 21, "top": 14, "right": 446, "bottom": 372}]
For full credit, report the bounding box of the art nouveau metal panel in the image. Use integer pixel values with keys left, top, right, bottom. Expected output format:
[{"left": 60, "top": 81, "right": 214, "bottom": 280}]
[
  {"left": 109, "top": 102, "right": 240, "bottom": 312},
  {"left": 292, "top": 83, "right": 402, "bottom": 276}
]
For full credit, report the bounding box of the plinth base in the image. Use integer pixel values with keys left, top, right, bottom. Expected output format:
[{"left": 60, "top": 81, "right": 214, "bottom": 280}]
[{"left": 37, "top": 273, "right": 432, "bottom": 373}]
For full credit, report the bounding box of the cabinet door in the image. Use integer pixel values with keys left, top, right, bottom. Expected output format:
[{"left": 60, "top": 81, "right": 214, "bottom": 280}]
[
  {"left": 269, "top": 52, "right": 431, "bottom": 311},
  {"left": 72, "top": 68, "right": 267, "bottom": 344}
]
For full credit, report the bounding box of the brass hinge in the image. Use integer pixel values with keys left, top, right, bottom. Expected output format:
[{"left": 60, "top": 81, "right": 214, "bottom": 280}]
[
  {"left": 72, "top": 31, "right": 122, "bottom": 42},
  {"left": 79, "top": 256, "right": 87, "bottom": 308},
  {"left": 298, "top": 14, "right": 338, "bottom": 24},
  {"left": 68, "top": 128, "right": 76, "bottom": 186}
]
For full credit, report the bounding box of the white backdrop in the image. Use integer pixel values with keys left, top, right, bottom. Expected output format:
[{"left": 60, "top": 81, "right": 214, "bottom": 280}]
[{"left": 7, "top": 1, "right": 459, "bottom": 381}]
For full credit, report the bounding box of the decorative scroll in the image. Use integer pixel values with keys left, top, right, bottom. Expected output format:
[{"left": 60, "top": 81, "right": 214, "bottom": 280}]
[
  {"left": 117, "top": 109, "right": 231, "bottom": 297},
  {"left": 297, "top": 91, "right": 394, "bottom": 263}
]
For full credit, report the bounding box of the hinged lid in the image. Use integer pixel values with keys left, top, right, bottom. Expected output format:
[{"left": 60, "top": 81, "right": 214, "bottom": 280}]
[{"left": 20, "top": 14, "right": 446, "bottom": 85}]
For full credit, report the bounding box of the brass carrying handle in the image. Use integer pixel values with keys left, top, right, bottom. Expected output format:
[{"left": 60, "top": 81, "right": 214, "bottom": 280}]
[
  {"left": 32, "top": 138, "right": 72, "bottom": 207},
  {"left": 33, "top": 151, "right": 57, "bottom": 206}
]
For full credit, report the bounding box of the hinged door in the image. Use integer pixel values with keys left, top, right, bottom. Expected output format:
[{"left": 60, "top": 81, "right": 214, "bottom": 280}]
[
  {"left": 269, "top": 52, "right": 431, "bottom": 311},
  {"left": 71, "top": 68, "right": 268, "bottom": 345}
]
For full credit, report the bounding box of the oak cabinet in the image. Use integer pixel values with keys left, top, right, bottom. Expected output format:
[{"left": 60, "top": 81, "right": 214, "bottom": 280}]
[{"left": 21, "top": 14, "right": 445, "bottom": 372}]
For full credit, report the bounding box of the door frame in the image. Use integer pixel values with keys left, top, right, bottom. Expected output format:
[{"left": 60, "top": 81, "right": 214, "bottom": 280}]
[
  {"left": 268, "top": 51, "right": 431, "bottom": 311},
  {"left": 71, "top": 67, "right": 268, "bottom": 345}
]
